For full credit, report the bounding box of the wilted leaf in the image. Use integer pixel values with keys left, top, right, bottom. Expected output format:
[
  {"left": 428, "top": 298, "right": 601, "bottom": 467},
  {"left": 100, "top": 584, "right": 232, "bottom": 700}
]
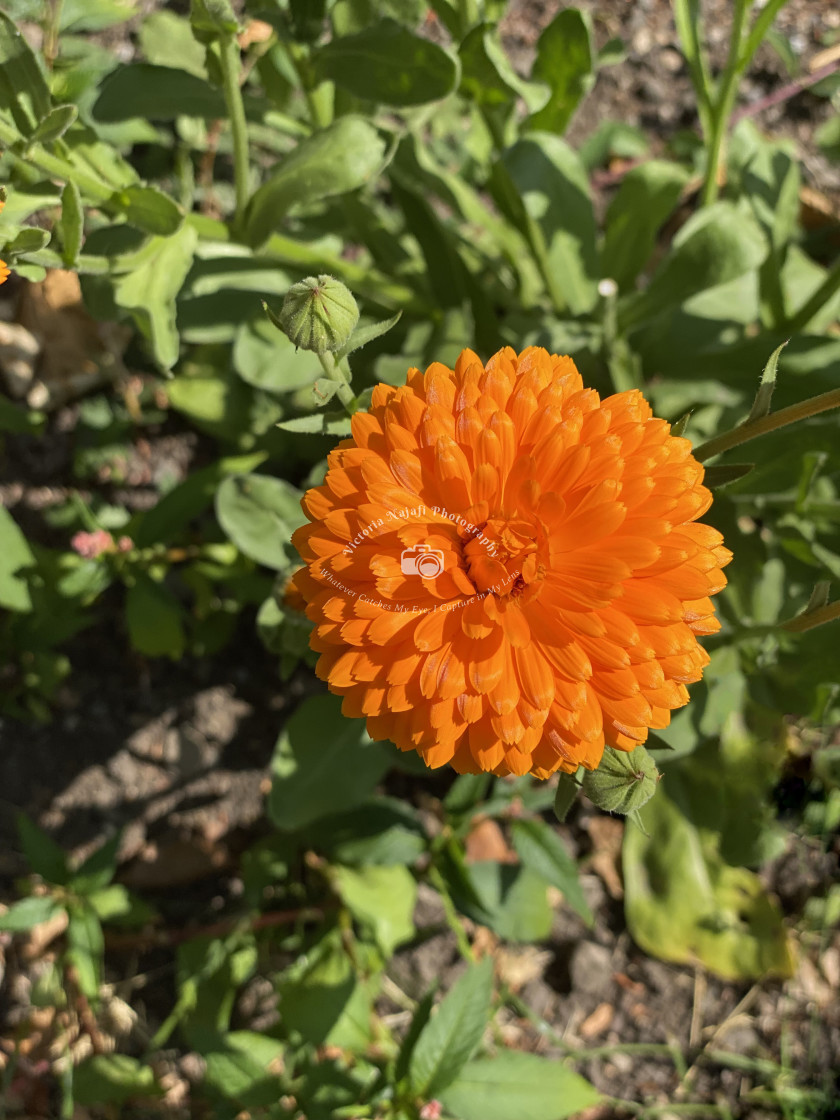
[{"left": 623, "top": 787, "right": 794, "bottom": 980}]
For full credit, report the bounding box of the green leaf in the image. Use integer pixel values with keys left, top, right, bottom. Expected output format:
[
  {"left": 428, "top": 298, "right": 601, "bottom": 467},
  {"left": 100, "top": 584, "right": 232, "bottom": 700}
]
[
  {"left": 703, "top": 462, "right": 755, "bottom": 488},
  {"left": 233, "top": 316, "right": 321, "bottom": 394},
  {"left": 135, "top": 452, "right": 266, "bottom": 547},
  {"left": 510, "top": 819, "right": 592, "bottom": 925},
  {"left": 0, "top": 506, "right": 35, "bottom": 612},
  {"left": 332, "top": 864, "right": 417, "bottom": 955},
  {"left": 215, "top": 472, "right": 305, "bottom": 570},
  {"left": 278, "top": 932, "right": 370, "bottom": 1047},
  {"left": 125, "top": 574, "right": 186, "bottom": 659},
  {"left": 526, "top": 8, "right": 594, "bottom": 136},
  {"left": 619, "top": 201, "right": 767, "bottom": 331},
  {"left": 92, "top": 63, "right": 226, "bottom": 121},
  {"left": 190, "top": 0, "right": 239, "bottom": 41},
  {"left": 268, "top": 694, "right": 391, "bottom": 831},
  {"left": 30, "top": 103, "right": 78, "bottom": 144},
  {"left": 601, "top": 160, "right": 690, "bottom": 290},
  {"left": 466, "top": 863, "right": 553, "bottom": 942},
  {"left": 494, "top": 134, "right": 599, "bottom": 314},
  {"left": 316, "top": 798, "right": 427, "bottom": 865},
  {"left": 204, "top": 1033, "right": 284, "bottom": 1108},
  {"left": 458, "top": 23, "right": 544, "bottom": 141},
  {"left": 71, "top": 832, "right": 121, "bottom": 893},
  {"left": 4, "top": 226, "right": 50, "bottom": 255},
  {"left": 245, "top": 116, "right": 389, "bottom": 246},
  {"left": 139, "top": 10, "right": 207, "bottom": 77},
  {"left": 553, "top": 772, "right": 579, "bottom": 823},
  {"left": 441, "top": 1052, "right": 600, "bottom": 1120},
  {"left": 745, "top": 340, "right": 787, "bottom": 423},
  {"left": 59, "top": 0, "right": 136, "bottom": 34},
  {"left": 276, "top": 411, "right": 353, "bottom": 437},
  {"left": 409, "top": 957, "right": 494, "bottom": 1097},
  {"left": 335, "top": 312, "right": 402, "bottom": 360},
  {"left": 60, "top": 180, "right": 84, "bottom": 267},
  {"left": 85, "top": 884, "right": 141, "bottom": 923},
  {"left": 74, "top": 1054, "right": 159, "bottom": 1106},
  {"left": 0, "top": 12, "right": 51, "bottom": 137},
  {"left": 110, "top": 185, "right": 183, "bottom": 236},
  {"left": 623, "top": 786, "right": 795, "bottom": 981},
  {"left": 312, "top": 19, "right": 459, "bottom": 107},
  {"left": 113, "top": 223, "right": 198, "bottom": 369},
  {"left": 17, "top": 813, "right": 69, "bottom": 883},
  {"left": 66, "top": 902, "right": 104, "bottom": 1000},
  {"left": 0, "top": 895, "right": 62, "bottom": 932}
]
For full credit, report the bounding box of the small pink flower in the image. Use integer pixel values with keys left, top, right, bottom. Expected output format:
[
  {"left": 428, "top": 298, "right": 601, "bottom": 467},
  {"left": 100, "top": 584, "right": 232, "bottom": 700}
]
[
  {"left": 71, "top": 529, "right": 114, "bottom": 559},
  {"left": 420, "top": 1102, "right": 442, "bottom": 1120},
  {"left": 117, "top": 536, "right": 133, "bottom": 553}
]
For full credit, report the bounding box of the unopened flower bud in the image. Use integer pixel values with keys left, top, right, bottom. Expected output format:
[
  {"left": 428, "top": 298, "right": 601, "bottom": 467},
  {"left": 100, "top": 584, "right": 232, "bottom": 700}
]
[
  {"left": 277, "top": 275, "right": 359, "bottom": 354},
  {"left": 582, "top": 745, "right": 660, "bottom": 815}
]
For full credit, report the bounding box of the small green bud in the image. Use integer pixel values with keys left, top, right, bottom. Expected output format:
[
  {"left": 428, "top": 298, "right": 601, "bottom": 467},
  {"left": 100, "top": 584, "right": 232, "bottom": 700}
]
[
  {"left": 278, "top": 275, "right": 359, "bottom": 354},
  {"left": 582, "top": 745, "right": 660, "bottom": 815}
]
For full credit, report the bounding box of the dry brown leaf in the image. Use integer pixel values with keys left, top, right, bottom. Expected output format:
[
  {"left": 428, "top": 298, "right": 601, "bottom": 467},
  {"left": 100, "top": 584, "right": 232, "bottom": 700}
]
[
  {"left": 579, "top": 1001, "right": 614, "bottom": 1039},
  {"left": 585, "top": 816, "right": 624, "bottom": 899},
  {"left": 465, "top": 817, "right": 517, "bottom": 864}
]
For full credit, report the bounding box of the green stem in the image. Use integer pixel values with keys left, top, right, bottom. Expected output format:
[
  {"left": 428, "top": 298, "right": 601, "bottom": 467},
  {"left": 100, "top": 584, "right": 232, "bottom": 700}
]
[
  {"left": 693, "top": 387, "right": 840, "bottom": 462},
  {"left": 427, "top": 864, "right": 475, "bottom": 963},
  {"left": 739, "top": 0, "right": 793, "bottom": 70},
  {"left": 671, "top": 0, "right": 713, "bottom": 135},
  {"left": 317, "top": 350, "right": 355, "bottom": 411},
  {"left": 782, "top": 600, "right": 840, "bottom": 634},
  {"left": 784, "top": 255, "right": 840, "bottom": 334},
  {"left": 0, "top": 119, "right": 111, "bottom": 201},
  {"left": 700, "top": 0, "right": 750, "bottom": 206},
  {"left": 218, "top": 32, "right": 251, "bottom": 229}
]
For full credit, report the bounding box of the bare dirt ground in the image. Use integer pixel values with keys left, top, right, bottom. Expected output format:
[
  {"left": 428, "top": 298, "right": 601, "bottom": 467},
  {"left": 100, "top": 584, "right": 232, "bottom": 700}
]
[{"left": 2, "top": 2, "right": 840, "bottom": 1117}]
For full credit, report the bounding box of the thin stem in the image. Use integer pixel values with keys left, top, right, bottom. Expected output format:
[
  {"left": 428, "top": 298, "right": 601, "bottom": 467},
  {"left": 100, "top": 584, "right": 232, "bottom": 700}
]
[
  {"left": 782, "top": 600, "right": 840, "bottom": 634},
  {"left": 672, "top": 0, "right": 714, "bottom": 135},
  {"left": 700, "top": 0, "right": 750, "bottom": 206},
  {"left": 739, "top": 0, "right": 793, "bottom": 70},
  {"left": 426, "top": 864, "right": 475, "bottom": 963},
  {"left": 784, "top": 255, "right": 840, "bottom": 334},
  {"left": 318, "top": 350, "right": 356, "bottom": 411},
  {"left": 0, "top": 119, "right": 111, "bottom": 201},
  {"left": 693, "top": 387, "right": 840, "bottom": 462},
  {"left": 218, "top": 32, "right": 251, "bottom": 229}
]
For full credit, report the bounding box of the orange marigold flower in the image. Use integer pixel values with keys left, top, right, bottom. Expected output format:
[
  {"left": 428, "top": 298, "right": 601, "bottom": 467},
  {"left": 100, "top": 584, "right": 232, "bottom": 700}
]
[
  {"left": 0, "top": 260, "right": 9, "bottom": 286},
  {"left": 290, "top": 347, "right": 732, "bottom": 779}
]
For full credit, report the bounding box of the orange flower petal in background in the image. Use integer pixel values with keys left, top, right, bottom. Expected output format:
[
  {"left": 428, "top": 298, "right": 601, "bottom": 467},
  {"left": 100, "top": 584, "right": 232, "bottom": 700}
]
[
  {"left": 290, "top": 348, "right": 731, "bottom": 779},
  {"left": 0, "top": 261, "right": 9, "bottom": 286}
]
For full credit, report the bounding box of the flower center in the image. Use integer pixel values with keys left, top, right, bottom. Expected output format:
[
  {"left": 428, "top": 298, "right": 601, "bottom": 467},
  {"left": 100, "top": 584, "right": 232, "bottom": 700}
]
[{"left": 463, "top": 517, "right": 545, "bottom": 599}]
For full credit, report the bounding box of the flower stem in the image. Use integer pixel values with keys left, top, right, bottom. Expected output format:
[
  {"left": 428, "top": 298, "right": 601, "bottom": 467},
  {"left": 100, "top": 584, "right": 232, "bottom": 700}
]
[
  {"left": 700, "top": 0, "right": 749, "bottom": 206},
  {"left": 317, "top": 350, "right": 355, "bottom": 411},
  {"left": 782, "top": 600, "right": 840, "bottom": 634},
  {"left": 218, "top": 31, "right": 251, "bottom": 230},
  {"left": 693, "top": 387, "right": 840, "bottom": 462}
]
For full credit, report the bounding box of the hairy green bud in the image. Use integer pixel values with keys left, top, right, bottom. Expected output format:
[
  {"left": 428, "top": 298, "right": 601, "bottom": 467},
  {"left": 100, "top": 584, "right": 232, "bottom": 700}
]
[
  {"left": 582, "top": 745, "right": 660, "bottom": 815},
  {"left": 278, "top": 275, "right": 359, "bottom": 354}
]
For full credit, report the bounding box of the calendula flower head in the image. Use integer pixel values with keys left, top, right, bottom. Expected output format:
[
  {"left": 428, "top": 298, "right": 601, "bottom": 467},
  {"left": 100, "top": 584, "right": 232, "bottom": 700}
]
[{"left": 290, "top": 347, "right": 731, "bottom": 779}]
